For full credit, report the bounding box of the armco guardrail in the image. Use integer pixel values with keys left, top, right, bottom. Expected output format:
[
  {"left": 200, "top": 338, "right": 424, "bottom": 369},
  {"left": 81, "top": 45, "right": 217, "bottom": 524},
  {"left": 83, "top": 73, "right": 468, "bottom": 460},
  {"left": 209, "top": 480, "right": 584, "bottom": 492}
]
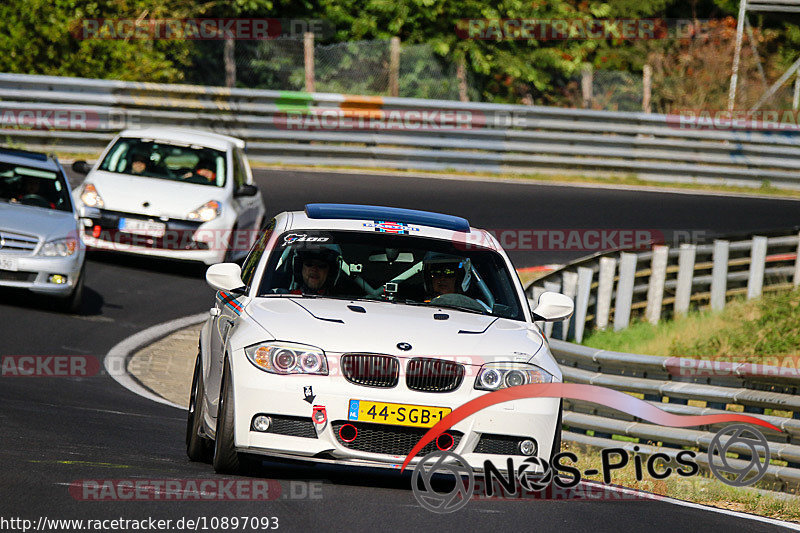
[
  {"left": 551, "top": 338, "right": 800, "bottom": 492},
  {"left": 4, "top": 73, "right": 800, "bottom": 188},
  {"left": 529, "top": 230, "right": 800, "bottom": 342}
]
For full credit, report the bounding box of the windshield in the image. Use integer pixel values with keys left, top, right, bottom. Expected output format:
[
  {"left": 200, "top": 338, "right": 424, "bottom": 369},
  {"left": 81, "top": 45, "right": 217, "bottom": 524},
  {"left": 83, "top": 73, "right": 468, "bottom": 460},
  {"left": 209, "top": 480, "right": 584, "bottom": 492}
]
[
  {"left": 0, "top": 162, "right": 72, "bottom": 212},
  {"left": 257, "top": 230, "right": 525, "bottom": 321},
  {"left": 98, "top": 137, "right": 227, "bottom": 187}
]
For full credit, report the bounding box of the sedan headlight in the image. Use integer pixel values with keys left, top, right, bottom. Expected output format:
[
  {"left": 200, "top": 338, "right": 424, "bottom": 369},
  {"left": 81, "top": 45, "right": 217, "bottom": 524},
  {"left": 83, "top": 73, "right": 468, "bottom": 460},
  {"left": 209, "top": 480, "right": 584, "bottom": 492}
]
[
  {"left": 187, "top": 200, "right": 221, "bottom": 222},
  {"left": 80, "top": 183, "right": 104, "bottom": 208},
  {"left": 38, "top": 237, "right": 78, "bottom": 257},
  {"left": 244, "top": 342, "right": 328, "bottom": 375},
  {"left": 474, "top": 362, "right": 553, "bottom": 391}
]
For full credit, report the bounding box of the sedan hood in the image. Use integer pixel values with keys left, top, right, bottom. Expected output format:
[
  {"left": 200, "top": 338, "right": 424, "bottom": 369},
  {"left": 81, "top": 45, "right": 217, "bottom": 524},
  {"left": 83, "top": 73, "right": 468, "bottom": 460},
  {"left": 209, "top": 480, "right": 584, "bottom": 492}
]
[
  {"left": 0, "top": 202, "right": 77, "bottom": 242},
  {"left": 246, "top": 297, "right": 544, "bottom": 363},
  {"left": 85, "top": 170, "right": 225, "bottom": 219}
]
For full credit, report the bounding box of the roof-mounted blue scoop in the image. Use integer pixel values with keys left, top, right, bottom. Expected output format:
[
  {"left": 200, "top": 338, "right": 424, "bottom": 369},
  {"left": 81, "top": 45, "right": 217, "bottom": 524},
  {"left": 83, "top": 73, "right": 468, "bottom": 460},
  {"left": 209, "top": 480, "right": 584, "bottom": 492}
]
[{"left": 305, "top": 203, "right": 470, "bottom": 233}]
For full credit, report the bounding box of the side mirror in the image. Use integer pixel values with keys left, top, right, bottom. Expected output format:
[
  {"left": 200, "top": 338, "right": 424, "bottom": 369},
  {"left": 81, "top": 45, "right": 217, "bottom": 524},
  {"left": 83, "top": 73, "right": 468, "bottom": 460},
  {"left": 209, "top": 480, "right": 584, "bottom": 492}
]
[
  {"left": 531, "top": 291, "right": 574, "bottom": 322},
  {"left": 234, "top": 184, "right": 258, "bottom": 197},
  {"left": 72, "top": 160, "right": 92, "bottom": 175},
  {"left": 78, "top": 205, "right": 101, "bottom": 220},
  {"left": 206, "top": 263, "right": 246, "bottom": 293}
]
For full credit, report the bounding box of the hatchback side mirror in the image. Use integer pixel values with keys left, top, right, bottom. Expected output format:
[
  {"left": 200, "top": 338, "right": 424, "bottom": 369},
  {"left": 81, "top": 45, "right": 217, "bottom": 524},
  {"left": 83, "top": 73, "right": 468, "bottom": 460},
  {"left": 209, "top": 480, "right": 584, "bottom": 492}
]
[
  {"left": 531, "top": 291, "right": 574, "bottom": 322},
  {"left": 206, "top": 263, "right": 246, "bottom": 293},
  {"left": 72, "top": 160, "right": 92, "bottom": 175},
  {"left": 234, "top": 184, "right": 258, "bottom": 197}
]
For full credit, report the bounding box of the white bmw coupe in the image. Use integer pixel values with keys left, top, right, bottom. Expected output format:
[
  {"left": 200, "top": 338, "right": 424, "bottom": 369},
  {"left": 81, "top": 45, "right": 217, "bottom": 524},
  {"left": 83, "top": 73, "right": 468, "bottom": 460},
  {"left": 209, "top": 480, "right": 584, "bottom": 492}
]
[{"left": 188, "top": 204, "right": 573, "bottom": 474}]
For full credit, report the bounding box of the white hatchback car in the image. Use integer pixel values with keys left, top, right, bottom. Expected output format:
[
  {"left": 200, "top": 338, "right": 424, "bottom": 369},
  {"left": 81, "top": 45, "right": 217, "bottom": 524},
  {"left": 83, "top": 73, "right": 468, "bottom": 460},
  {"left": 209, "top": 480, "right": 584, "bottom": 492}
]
[
  {"left": 188, "top": 204, "right": 572, "bottom": 474},
  {"left": 72, "top": 127, "right": 265, "bottom": 265}
]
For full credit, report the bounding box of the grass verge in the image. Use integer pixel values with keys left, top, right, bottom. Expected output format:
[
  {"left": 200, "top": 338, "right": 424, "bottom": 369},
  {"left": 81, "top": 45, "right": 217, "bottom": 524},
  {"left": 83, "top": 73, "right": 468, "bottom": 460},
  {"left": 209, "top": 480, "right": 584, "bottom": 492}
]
[
  {"left": 562, "top": 442, "right": 800, "bottom": 522},
  {"left": 582, "top": 287, "right": 800, "bottom": 362}
]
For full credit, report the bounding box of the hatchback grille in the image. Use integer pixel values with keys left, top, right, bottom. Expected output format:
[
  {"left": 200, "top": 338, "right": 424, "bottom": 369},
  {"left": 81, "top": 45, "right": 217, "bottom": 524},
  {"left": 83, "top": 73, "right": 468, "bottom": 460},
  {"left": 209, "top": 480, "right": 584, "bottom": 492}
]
[
  {"left": 340, "top": 354, "right": 399, "bottom": 388},
  {"left": 406, "top": 358, "right": 465, "bottom": 393},
  {"left": 0, "top": 230, "right": 38, "bottom": 253},
  {"left": 332, "top": 421, "right": 462, "bottom": 455}
]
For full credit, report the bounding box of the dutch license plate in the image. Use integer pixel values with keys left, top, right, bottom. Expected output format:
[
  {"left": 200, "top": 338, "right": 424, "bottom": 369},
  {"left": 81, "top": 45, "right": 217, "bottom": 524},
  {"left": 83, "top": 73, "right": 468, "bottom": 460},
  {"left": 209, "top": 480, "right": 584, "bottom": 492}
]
[
  {"left": 0, "top": 255, "right": 18, "bottom": 271},
  {"left": 348, "top": 400, "right": 451, "bottom": 428},
  {"left": 119, "top": 217, "right": 166, "bottom": 237}
]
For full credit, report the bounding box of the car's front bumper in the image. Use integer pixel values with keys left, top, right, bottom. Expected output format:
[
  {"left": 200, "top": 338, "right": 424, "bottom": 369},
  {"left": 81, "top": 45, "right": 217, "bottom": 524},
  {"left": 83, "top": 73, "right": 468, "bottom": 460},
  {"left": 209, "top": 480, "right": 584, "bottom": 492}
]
[
  {"left": 229, "top": 351, "right": 561, "bottom": 472},
  {"left": 78, "top": 208, "right": 234, "bottom": 265},
  {"left": 0, "top": 252, "right": 83, "bottom": 296}
]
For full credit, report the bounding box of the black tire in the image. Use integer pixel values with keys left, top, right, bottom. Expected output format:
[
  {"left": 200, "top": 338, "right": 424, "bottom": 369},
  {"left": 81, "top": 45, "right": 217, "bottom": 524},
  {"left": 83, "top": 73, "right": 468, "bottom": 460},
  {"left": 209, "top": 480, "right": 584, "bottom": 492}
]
[
  {"left": 213, "top": 358, "right": 241, "bottom": 474},
  {"left": 549, "top": 400, "right": 563, "bottom": 464},
  {"left": 58, "top": 263, "right": 85, "bottom": 314},
  {"left": 186, "top": 351, "right": 213, "bottom": 463}
]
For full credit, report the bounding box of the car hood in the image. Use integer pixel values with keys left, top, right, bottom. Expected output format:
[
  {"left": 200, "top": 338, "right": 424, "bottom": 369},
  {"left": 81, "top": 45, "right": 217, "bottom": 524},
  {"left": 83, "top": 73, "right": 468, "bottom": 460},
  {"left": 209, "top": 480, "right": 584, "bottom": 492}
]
[
  {"left": 0, "top": 202, "right": 77, "bottom": 242},
  {"left": 84, "top": 170, "right": 226, "bottom": 219},
  {"left": 245, "top": 297, "right": 544, "bottom": 364}
]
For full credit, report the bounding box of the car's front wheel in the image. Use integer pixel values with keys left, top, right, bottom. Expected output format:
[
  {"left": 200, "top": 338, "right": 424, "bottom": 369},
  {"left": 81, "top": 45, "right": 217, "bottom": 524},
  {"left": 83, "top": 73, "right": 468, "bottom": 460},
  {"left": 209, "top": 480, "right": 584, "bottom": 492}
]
[
  {"left": 212, "top": 358, "right": 241, "bottom": 474},
  {"left": 57, "top": 264, "right": 85, "bottom": 314},
  {"left": 186, "top": 350, "right": 212, "bottom": 463}
]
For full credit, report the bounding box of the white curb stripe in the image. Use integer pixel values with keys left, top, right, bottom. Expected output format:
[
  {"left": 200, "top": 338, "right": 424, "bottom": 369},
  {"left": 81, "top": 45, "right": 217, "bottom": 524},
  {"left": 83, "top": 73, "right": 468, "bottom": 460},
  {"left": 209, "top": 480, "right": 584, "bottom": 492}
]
[{"left": 104, "top": 312, "right": 207, "bottom": 410}]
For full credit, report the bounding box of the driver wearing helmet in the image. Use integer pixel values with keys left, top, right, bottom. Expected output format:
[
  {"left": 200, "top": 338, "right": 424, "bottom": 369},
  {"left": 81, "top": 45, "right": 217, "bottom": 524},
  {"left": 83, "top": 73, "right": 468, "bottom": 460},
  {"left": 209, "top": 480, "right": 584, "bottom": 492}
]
[
  {"left": 423, "top": 253, "right": 472, "bottom": 301},
  {"left": 290, "top": 245, "right": 343, "bottom": 295}
]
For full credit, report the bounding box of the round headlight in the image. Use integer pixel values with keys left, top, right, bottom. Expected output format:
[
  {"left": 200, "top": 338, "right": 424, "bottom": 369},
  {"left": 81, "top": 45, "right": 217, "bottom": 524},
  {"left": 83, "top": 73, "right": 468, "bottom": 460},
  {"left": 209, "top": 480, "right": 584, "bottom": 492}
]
[
  {"left": 301, "top": 353, "right": 322, "bottom": 373},
  {"left": 480, "top": 368, "right": 502, "bottom": 390},
  {"left": 505, "top": 370, "right": 527, "bottom": 388},
  {"left": 274, "top": 349, "right": 296, "bottom": 371}
]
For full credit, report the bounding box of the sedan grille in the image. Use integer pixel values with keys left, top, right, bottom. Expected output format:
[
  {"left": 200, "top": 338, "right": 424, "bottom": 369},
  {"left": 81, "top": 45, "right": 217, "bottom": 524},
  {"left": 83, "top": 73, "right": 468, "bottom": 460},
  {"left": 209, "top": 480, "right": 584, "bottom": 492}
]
[
  {"left": 406, "top": 358, "right": 465, "bottom": 393},
  {"left": 332, "top": 421, "right": 462, "bottom": 456},
  {"left": 0, "top": 270, "right": 37, "bottom": 282},
  {"left": 0, "top": 230, "right": 38, "bottom": 253},
  {"left": 340, "top": 354, "right": 399, "bottom": 388}
]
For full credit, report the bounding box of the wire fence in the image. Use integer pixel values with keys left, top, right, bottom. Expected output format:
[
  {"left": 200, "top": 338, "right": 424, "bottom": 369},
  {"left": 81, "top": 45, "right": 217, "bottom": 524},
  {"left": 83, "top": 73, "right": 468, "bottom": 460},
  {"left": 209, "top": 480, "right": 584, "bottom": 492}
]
[{"left": 185, "top": 38, "right": 475, "bottom": 100}]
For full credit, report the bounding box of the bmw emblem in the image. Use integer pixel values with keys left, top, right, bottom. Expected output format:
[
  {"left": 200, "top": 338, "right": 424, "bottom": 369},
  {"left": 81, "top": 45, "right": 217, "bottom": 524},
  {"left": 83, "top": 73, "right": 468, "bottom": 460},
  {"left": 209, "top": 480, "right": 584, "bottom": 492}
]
[{"left": 397, "top": 342, "right": 412, "bottom": 351}]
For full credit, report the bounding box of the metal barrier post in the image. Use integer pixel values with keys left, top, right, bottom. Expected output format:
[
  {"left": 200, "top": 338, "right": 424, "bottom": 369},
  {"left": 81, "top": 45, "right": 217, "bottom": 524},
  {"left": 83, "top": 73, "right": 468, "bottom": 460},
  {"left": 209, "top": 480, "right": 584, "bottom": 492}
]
[
  {"left": 614, "top": 253, "right": 637, "bottom": 331},
  {"left": 574, "top": 267, "right": 593, "bottom": 343},
  {"left": 674, "top": 244, "right": 696, "bottom": 316},
  {"left": 561, "top": 271, "right": 579, "bottom": 340},
  {"left": 794, "top": 231, "right": 800, "bottom": 287},
  {"left": 645, "top": 245, "right": 668, "bottom": 324},
  {"left": 710, "top": 239, "right": 730, "bottom": 311},
  {"left": 596, "top": 257, "right": 617, "bottom": 331},
  {"left": 748, "top": 236, "right": 768, "bottom": 299}
]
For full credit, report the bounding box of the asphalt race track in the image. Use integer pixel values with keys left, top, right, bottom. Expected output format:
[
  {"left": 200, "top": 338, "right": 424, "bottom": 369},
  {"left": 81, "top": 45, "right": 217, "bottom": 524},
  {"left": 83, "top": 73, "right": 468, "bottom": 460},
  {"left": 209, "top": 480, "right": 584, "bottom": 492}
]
[{"left": 2, "top": 168, "right": 799, "bottom": 532}]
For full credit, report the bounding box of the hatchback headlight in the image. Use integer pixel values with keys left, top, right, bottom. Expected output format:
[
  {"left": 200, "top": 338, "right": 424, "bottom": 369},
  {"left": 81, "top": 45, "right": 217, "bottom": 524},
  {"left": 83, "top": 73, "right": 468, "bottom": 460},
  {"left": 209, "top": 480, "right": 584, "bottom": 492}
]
[
  {"left": 80, "top": 183, "right": 104, "bottom": 208},
  {"left": 474, "top": 362, "right": 553, "bottom": 391},
  {"left": 244, "top": 342, "right": 328, "bottom": 375},
  {"left": 187, "top": 200, "right": 221, "bottom": 222},
  {"left": 39, "top": 237, "right": 78, "bottom": 257}
]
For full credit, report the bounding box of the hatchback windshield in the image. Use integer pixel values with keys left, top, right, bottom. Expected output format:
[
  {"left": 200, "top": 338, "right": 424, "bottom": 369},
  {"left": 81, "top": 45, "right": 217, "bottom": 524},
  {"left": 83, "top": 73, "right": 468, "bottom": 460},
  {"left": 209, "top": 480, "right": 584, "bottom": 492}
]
[
  {"left": 0, "top": 163, "right": 72, "bottom": 212},
  {"left": 258, "top": 231, "right": 525, "bottom": 321},
  {"left": 99, "top": 137, "right": 227, "bottom": 187}
]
